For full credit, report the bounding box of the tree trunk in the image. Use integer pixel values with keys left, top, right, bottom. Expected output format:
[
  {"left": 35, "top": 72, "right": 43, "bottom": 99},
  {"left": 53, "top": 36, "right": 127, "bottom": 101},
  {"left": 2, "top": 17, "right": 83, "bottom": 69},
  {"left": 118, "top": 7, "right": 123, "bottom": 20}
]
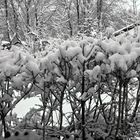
[
  {"left": 11, "top": 0, "right": 18, "bottom": 33},
  {"left": 1, "top": 113, "right": 6, "bottom": 138},
  {"left": 4, "top": 0, "right": 11, "bottom": 43},
  {"left": 59, "top": 93, "right": 64, "bottom": 130},
  {"left": 42, "top": 106, "right": 46, "bottom": 140},
  {"left": 76, "top": 0, "right": 80, "bottom": 26},
  {"left": 130, "top": 80, "right": 140, "bottom": 123},
  {"left": 59, "top": 84, "right": 67, "bottom": 130},
  {"left": 82, "top": 0, "right": 86, "bottom": 16},
  {"left": 41, "top": 84, "right": 48, "bottom": 140},
  {"left": 97, "top": 0, "right": 103, "bottom": 33},
  {"left": 81, "top": 100, "right": 85, "bottom": 140},
  {"left": 25, "top": 0, "right": 31, "bottom": 32},
  {"left": 121, "top": 82, "right": 127, "bottom": 133},
  {"left": 67, "top": 0, "right": 73, "bottom": 37},
  {"left": 27, "top": 7, "right": 30, "bottom": 26},
  {"left": 81, "top": 54, "right": 86, "bottom": 140},
  {"left": 68, "top": 11, "right": 73, "bottom": 37},
  {"left": 115, "top": 80, "right": 122, "bottom": 138},
  {"left": 35, "top": 8, "right": 38, "bottom": 27}
]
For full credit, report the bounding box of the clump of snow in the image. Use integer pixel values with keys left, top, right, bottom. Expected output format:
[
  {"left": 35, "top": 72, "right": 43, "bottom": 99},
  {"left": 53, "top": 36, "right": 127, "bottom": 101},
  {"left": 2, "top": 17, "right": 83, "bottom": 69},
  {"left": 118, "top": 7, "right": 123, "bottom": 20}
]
[
  {"left": 109, "top": 53, "right": 127, "bottom": 71},
  {"left": 47, "top": 50, "right": 59, "bottom": 63},
  {"left": 107, "top": 26, "right": 115, "bottom": 33},
  {"left": 126, "top": 69, "right": 137, "bottom": 78},
  {"left": 1, "top": 93, "right": 12, "bottom": 103},
  {"left": 80, "top": 92, "right": 88, "bottom": 101},
  {"left": 105, "top": 26, "right": 115, "bottom": 38},
  {"left": 123, "top": 41, "right": 132, "bottom": 53},
  {"left": 133, "top": 47, "right": 140, "bottom": 57},
  {"left": 117, "top": 34, "right": 127, "bottom": 44},
  {"left": 1, "top": 40, "right": 10, "bottom": 45},
  {"left": 136, "top": 64, "right": 140, "bottom": 72},
  {"left": 85, "top": 65, "right": 101, "bottom": 81},
  {"left": 83, "top": 44, "right": 93, "bottom": 57},
  {"left": 85, "top": 69, "right": 93, "bottom": 81},
  {"left": 100, "top": 39, "right": 124, "bottom": 54},
  {"left": 77, "top": 53, "right": 86, "bottom": 63},
  {"left": 66, "top": 46, "right": 82, "bottom": 59},
  {"left": 84, "top": 36, "right": 96, "bottom": 43},
  {"left": 25, "top": 61, "right": 39, "bottom": 75},
  {"left": 53, "top": 67, "right": 61, "bottom": 76},
  {"left": 100, "top": 63, "right": 111, "bottom": 74},
  {"left": 88, "top": 87, "right": 96, "bottom": 95},
  {"left": 124, "top": 51, "right": 137, "bottom": 66},
  {"left": 59, "top": 40, "right": 77, "bottom": 58},
  {"left": 92, "top": 65, "right": 101, "bottom": 80},
  {"left": 39, "top": 57, "right": 51, "bottom": 71},
  {"left": 56, "top": 76, "right": 67, "bottom": 83},
  {"left": 5, "top": 64, "right": 19, "bottom": 77},
  {"left": 12, "top": 75, "right": 24, "bottom": 89},
  {"left": 95, "top": 52, "right": 105, "bottom": 62}
]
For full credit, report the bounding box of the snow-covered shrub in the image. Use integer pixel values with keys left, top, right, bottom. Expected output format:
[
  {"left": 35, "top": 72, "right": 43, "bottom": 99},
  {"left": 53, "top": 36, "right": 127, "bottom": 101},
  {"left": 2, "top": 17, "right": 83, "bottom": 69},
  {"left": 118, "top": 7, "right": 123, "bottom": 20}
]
[{"left": 1, "top": 32, "right": 140, "bottom": 139}]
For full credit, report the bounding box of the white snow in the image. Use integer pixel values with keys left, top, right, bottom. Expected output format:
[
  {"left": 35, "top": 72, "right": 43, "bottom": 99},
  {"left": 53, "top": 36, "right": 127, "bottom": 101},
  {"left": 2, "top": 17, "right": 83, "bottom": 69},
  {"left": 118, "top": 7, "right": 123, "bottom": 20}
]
[
  {"left": 95, "top": 52, "right": 105, "bottom": 62},
  {"left": 1, "top": 94, "right": 12, "bottom": 103},
  {"left": 56, "top": 76, "right": 67, "bottom": 83},
  {"left": 92, "top": 65, "right": 101, "bottom": 80},
  {"left": 1, "top": 34, "right": 140, "bottom": 140},
  {"left": 25, "top": 61, "right": 39, "bottom": 75},
  {"left": 80, "top": 92, "right": 88, "bottom": 101},
  {"left": 109, "top": 53, "right": 127, "bottom": 71},
  {"left": 12, "top": 75, "right": 23, "bottom": 89},
  {"left": 127, "top": 69, "right": 137, "bottom": 78},
  {"left": 1, "top": 40, "right": 10, "bottom": 45}
]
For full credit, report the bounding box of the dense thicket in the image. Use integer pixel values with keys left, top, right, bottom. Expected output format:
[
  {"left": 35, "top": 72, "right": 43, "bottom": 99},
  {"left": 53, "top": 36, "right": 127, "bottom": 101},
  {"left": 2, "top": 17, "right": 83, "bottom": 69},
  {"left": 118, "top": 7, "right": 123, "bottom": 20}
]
[{"left": 0, "top": 0, "right": 140, "bottom": 140}]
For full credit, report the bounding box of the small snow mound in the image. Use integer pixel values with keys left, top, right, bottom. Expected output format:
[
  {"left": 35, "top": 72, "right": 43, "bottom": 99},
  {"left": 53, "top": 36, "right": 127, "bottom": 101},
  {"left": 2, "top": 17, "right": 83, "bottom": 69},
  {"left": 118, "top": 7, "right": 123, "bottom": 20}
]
[{"left": 1, "top": 41, "right": 10, "bottom": 45}]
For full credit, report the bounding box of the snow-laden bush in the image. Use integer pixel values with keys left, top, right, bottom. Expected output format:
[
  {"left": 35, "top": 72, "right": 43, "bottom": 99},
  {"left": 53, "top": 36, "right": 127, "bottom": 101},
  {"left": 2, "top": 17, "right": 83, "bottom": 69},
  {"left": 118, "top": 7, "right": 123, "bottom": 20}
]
[{"left": 1, "top": 34, "right": 140, "bottom": 139}]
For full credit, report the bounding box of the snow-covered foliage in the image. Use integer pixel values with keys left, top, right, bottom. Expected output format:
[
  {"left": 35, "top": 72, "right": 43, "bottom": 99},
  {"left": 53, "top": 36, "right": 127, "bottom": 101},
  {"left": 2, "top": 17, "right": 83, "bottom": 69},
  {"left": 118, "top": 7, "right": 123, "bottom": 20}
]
[{"left": 1, "top": 33, "right": 140, "bottom": 139}]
